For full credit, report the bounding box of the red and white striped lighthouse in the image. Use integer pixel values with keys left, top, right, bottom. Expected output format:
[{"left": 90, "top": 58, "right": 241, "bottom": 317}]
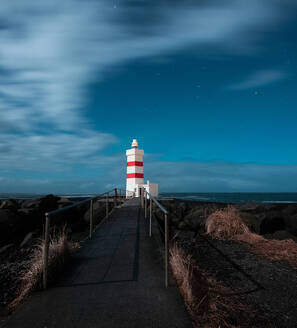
[{"left": 126, "top": 139, "right": 144, "bottom": 197}]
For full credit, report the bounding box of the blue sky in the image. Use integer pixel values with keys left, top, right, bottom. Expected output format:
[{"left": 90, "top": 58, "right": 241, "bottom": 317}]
[{"left": 0, "top": 0, "right": 297, "bottom": 193}]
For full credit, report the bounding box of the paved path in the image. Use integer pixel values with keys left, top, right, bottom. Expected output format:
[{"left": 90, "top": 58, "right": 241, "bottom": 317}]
[{"left": 2, "top": 198, "right": 191, "bottom": 328}]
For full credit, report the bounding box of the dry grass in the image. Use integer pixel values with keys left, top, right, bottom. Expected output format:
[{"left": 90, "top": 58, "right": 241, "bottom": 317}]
[
  {"left": 170, "top": 244, "right": 251, "bottom": 328},
  {"left": 8, "top": 228, "right": 77, "bottom": 310},
  {"left": 206, "top": 207, "right": 249, "bottom": 240},
  {"left": 205, "top": 207, "right": 297, "bottom": 268}
]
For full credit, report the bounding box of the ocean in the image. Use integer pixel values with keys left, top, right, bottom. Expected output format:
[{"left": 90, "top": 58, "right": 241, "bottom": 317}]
[
  {"left": 1, "top": 192, "right": 297, "bottom": 204},
  {"left": 160, "top": 192, "right": 297, "bottom": 204}
]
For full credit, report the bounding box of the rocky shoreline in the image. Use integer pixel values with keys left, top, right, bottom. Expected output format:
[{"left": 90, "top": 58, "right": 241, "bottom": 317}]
[
  {"left": 158, "top": 198, "right": 297, "bottom": 240},
  {"left": 158, "top": 199, "right": 297, "bottom": 327},
  {"left": 1, "top": 195, "right": 297, "bottom": 325},
  {"left": 0, "top": 194, "right": 115, "bottom": 314}
]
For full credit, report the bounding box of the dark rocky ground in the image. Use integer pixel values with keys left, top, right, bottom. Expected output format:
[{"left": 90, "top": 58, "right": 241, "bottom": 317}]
[
  {"left": 158, "top": 199, "right": 297, "bottom": 327},
  {"left": 158, "top": 199, "right": 297, "bottom": 241},
  {"left": 0, "top": 195, "right": 116, "bottom": 315}
]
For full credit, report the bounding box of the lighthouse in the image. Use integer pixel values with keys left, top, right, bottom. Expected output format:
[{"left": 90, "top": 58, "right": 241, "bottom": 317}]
[
  {"left": 126, "top": 139, "right": 144, "bottom": 197},
  {"left": 126, "top": 139, "right": 158, "bottom": 198}
]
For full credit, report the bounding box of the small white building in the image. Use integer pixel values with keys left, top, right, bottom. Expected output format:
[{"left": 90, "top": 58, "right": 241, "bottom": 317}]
[{"left": 126, "top": 139, "right": 158, "bottom": 198}]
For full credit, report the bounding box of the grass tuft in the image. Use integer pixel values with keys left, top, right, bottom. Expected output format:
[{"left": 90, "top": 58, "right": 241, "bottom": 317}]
[
  {"left": 170, "top": 244, "right": 251, "bottom": 328},
  {"left": 205, "top": 207, "right": 297, "bottom": 267},
  {"left": 8, "top": 228, "right": 77, "bottom": 310},
  {"left": 206, "top": 206, "right": 249, "bottom": 240}
]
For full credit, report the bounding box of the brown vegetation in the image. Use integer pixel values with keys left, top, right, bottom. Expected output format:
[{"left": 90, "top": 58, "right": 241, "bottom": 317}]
[
  {"left": 8, "top": 229, "right": 77, "bottom": 310},
  {"left": 170, "top": 244, "right": 252, "bottom": 328},
  {"left": 206, "top": 206, "right": 297, "bottom": 268},
  {"left": 206, "top": 206, "right": 249, "bottom": 240}
]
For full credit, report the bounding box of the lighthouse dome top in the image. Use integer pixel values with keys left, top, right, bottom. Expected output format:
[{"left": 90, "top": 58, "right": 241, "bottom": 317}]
[{"left": 131, "top": 139, "right": 138, "bottom": 148}]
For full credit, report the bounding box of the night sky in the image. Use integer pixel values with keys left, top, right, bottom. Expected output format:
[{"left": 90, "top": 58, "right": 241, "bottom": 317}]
[{"left": 1, "top": 0, "right": 297, "bottom": 193}]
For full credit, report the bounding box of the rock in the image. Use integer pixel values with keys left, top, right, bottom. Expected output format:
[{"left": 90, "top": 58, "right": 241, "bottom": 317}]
[
  {"left": 58, "top": 197, "right": 73, "bottom": 208},
  {"left": 283, "top": 212, "right": 297, "bottom": 236},
  {"left": 259, "top": 211, "right": 286, "bottom": 235},
  {"left": 66, "top": 227, "right": 72, "bottom": 239},
  {"left": 172, "top": 202, "right": 187, "bottom": 219},
  {"left": 282, "top": 204, "right": 297, "bottom": 217},
  {"left": 0, "top": 209, "right": 24, "bottom": 247},
  {"left": 178, "top": 221, "right": 188, "bottom": 230},
  {"left": 183, "top": 207, "right": 207, "bottom": 230},
  {"left": 21, "top": 199, "right": 41, "bottom": 209},
  {"left": 20, "top": 232, "right": 34, "bottom": 248},
  {"left": 174, "top": 230, "right": 196, "bottom": 242},
  {"left": 0, "top": 244, "right": 15, "bottom": 254},
  {"left": 237, "top": 202, "right": 264, "bottom": 213},
  {"left": 17, "top": 208, "right": 43, "bottom": 232},
  {"left": 22, "top": 194, "right": 59, "bottom": 214},
  {"left": 0, "top": 199, "right": 18, "bottom": 211},
  {"left": 263, "top": 230, "right": 297, "bottom": 242},
  {"left": 84, "top": 201, "right": 106, "bottom": 224}
]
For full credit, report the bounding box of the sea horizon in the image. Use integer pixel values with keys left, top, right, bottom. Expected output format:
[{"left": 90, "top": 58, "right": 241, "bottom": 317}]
[{"left": 1, "top": 192, "right": 297, "bottom": 204}]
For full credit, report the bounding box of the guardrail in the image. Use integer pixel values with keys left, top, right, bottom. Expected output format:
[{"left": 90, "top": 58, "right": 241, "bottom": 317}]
[
  {"left": 140, "top": 189, "right": 169, "bottom": 288},
  {"left": 43, "top": 187, "right": 133, "bottom": 289}
]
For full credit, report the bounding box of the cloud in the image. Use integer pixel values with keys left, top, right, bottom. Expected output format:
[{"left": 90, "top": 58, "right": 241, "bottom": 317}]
[
  {"left": 1, "top": 160, "right": 297, "bottom": 193},
  {"left": 229, "top": 69, "right": 288, "bottom": 90},
  {"left": 144, "top": 160, "right": 297, "bottom": 192},
  {"left": 0, "top": 0, "right": 296, "bottom": 179}
]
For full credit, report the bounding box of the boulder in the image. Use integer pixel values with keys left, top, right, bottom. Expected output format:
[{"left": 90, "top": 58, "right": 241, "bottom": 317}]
[
  {"left": 20, "top": 232, "right": 34, "bottom": 248},
  {"left": 259, "top": 211, "right": 286, "bottom": 235},
  {"left": 0, "top": 199, "right": 18, "bottom": 211},
  {"left": 283, "top": 212, "right": 297, "bottom": 236},
  {"left": 237, "top": 202, "right": 264, "bottom": 213},
  {"left": 84, "top": 201, "right": 106, "bottom": 224},
  {"left": 0, "top": 209, "right": 24, "bottom": 247},
  {"left": 0, "top": 243, "right": 15, "bottom": 254},
  {"left": 22, "top": 194, "right": 59, "bottom": 214},
  {"left": 17, "top": 208, "right": 43, "bottom": 232},
  {"left": 282, "top": 204, "right": 297, "bottom": 217},
  {"left": 183, "top": 207, "right": 207, "bottom": 230},
  {"left": 264, "top": 230, "right": 297, "bottom": 242},
  {"left": 58, "top": 197, "right": 73, "bottom": 209}
]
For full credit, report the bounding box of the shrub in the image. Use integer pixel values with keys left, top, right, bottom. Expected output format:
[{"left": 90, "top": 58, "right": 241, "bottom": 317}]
[
  {"left": 170, "top": 244, "right": 251, "bottom": 328},
  {"left": 205, "top": 207, "right": 249, "bottom": 240},
  {"left": 9, "top": 228, "right": 77, "bottom": 310},
  {"left": 205, "top": 207, "right": 297, "bottom": 268}
]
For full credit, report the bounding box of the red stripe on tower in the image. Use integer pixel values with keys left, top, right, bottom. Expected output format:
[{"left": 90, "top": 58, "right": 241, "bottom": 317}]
[
  {"left": 126, "top": 173, "right": 144, "bottom": 179},
  {"left": 127, "top": 161, "right": 143, "bottom": 167}
]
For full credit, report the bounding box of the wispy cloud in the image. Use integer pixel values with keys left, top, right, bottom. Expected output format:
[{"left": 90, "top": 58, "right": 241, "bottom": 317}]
[
  {"left": 1, "top": 160, "right": 297, "bottom": 193},
  {"left": 0, "top": 0, "right": 296, "bottom": 180},
  {"left": 229, "top": 69, "right": 288, "bottom": 90}
]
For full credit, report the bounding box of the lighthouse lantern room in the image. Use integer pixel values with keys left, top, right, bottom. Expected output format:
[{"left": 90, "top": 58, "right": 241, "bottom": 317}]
[{"left": 126, "top": 139, "right": 158, "bottom": 198}]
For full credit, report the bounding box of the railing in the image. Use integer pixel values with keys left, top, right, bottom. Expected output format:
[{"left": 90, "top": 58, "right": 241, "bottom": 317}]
[
  {"left": 140, "top": 188, "right": 169, "bottom": 288},
  {"left": 43, "top": 187, "right": 132, "bottom": 289}
]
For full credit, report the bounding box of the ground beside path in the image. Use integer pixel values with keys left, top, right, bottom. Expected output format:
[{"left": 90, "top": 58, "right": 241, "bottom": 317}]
[
  {"left": 188, "top": 233, "right": 297, "bottom": 328},
  {"left": 1, "top": 198, "right": 191, "bottom": 328}
]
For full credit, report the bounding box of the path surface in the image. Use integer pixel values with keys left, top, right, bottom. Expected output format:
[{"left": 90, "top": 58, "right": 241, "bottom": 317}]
[{"left": 2, "top": 198, "right": 191, "bottom": 328}]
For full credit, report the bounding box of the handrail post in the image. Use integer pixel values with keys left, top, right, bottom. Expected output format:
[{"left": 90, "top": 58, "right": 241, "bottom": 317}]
[
  {"left": 89, "top": 199, "right": 93, "bottom": 239},
  {"left": 141, "top": 187, "right": 144, "bottom": 208},
  {"left": 43, "top": 213, "right": 50, "bottom": 290},
  {"left": 144, "top": 190, "right": 147, "bottom": 218},
  {"left": 164, "top": 213, "right": 169, "bottom": 288},
  {"left": 106, "top": 193, "right": 109, "bottom": 218},
  {"left": 114, "top": 188, "right": 118, "bottom": 207},
  {"left": 149, "top": 197, "right": 152, "bottom": 237}
]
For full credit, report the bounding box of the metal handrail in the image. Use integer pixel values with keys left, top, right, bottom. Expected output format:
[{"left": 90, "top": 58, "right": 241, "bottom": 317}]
[
  {"left": 43, "top": 187, "right": 132, "bottom": 289},
  {"left": 142, "top": 189, "right": 169, "bottom": 288},
  {"left": 45, "top": 190, "right": 114, "bottom": 217}
]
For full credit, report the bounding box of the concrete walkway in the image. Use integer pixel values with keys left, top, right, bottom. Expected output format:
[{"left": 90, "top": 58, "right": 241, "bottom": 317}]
[{"left": 2, "top": 198, "right": 191, "bottom": 328}]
